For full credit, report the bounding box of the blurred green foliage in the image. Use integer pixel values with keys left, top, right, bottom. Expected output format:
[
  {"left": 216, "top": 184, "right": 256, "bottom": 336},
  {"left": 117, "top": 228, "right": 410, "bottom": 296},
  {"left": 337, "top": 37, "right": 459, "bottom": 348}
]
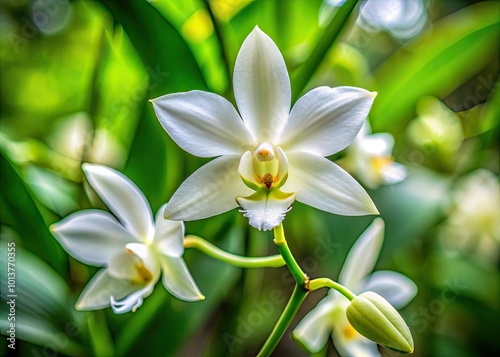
[{"left": 0, "top": 0, "right": 498, "bottom": 356}]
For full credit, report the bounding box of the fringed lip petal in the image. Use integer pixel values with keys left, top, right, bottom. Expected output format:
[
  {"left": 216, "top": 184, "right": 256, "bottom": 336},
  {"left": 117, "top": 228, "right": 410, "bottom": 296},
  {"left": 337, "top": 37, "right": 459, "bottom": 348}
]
[{"left": 236, "top": 188, "right": 296, "bottom": 231}]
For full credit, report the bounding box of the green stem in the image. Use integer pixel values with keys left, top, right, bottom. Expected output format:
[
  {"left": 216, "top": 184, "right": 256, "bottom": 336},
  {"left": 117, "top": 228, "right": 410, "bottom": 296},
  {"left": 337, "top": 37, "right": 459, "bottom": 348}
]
[
  {"left": 292, "top": 0, "right": 360, "bottom": 100},
  {"left": 308, "top": 277, "right": 356, "bottom": 301},
  {"left": 273, "top": 225, "right": 308, "bottom": 284},
  {"left": 257, "top": 224, "right": 309, "bottom": 357},
  {"left": 184, "top": 235, "right": 285, "bottom": 268},
  {"left": 256, "top": 285, "right": 308, "bottom": 357}
]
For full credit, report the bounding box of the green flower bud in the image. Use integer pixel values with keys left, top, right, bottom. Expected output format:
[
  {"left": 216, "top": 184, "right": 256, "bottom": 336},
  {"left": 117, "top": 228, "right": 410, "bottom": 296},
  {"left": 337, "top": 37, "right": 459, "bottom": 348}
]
[{"left": 346, "top": 291, "right": 414, "bottom": 354}]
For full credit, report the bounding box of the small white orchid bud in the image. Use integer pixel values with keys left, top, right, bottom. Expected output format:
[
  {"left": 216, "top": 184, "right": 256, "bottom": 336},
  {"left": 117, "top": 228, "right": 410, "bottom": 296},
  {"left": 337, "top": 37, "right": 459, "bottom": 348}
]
[{"left": 346, "top": 291, "right": 414, "bottom": 354}]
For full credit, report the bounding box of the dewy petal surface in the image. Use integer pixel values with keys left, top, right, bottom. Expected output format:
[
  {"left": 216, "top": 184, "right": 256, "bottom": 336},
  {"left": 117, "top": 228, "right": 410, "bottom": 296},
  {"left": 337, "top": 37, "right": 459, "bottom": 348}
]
[
  {"left": 154, "top": 204, "right": 185, "bottom": 257},
  {"left": 160, "top": 255, "right": 204, "bottom": 301},
  {"left": 233, "top": 26, "right": 291, "bottom": 141},
  {"left": 152, "top": 90, "right": 255, "bottom": 157},
  {"left": 340, "top": 218, "right": 384, "bottom": 291},
  {"left": 282, "top": 152, "right": 378, "bottom": 216},
  {"left": 279, "top": 87, "right": 375, "bottom": 157},
  {"left": 164, "top": 155, "right": 253, "bottom": 220},
  {"left": 50, "top": 210, "right": 136, "bottom": 266},
  {"left": 83, "top": 164, "right": 154, "bottom": 242},
  {"left": 293, "top": 297, "right": 335, "bottom": 353},
  {"left": 364, "top": 271, "right": 418, "bottom": 309}
]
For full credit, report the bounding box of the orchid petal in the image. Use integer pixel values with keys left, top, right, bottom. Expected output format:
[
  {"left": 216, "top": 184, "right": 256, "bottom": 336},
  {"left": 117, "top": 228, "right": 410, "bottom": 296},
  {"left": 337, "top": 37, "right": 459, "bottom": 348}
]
[
  {"left": 332, "top": 329, "right": 381, "bottom": 357},
  {"left": 238, "top": 151, "right": 261, "bottom": 190},
  {"left": 237, "top": 188, "right": 296, "bottom": 231},
  {"left": 160, "top": 255, "right": 204, "bottom": 301},
  {"left": 50, "top": 210, "right": 136, "bottom": 266},
  {"left": 110, "top": 284, "right": 155, "bottom": 314},
  {"left": 154, "top": 204, "right": 185, "bottom": 257},
  {"left": 358, "top": 133, "right": 395, "bottom": 157},
  {"left": 164, "top": 155, "right": 253, "bottom": 221},
  {"left": 282, "top": 152, "right": 378, "bottom": 216},
  {"left": 280, "top": 87, "right": 375, "bottom": 156},
  {"left": 233, "top": 26, "right": 290, "bottom": 141},
  {"left": 76, "top": 269, "right": 142, "bottom": 311},
  {"left": 276, "top": 147, "right": 289, "bottom": 187},
  {"left": 381, "top": 162, "right": 407, "bottom": 185},
  {"left": 83, "top": 164, "right": 154, "bottom": 242},
  {"left": 152, "top": 90, "right": 255, "bottom": 157},
  {"left": 339, "top": 218, "right": 384, "bottom": 291},
  {"left": 364, "top": 271, "right": 417, "bottom": 309},
  {"left": 293, "top": 297, "right": 335, "bottom": 353}
]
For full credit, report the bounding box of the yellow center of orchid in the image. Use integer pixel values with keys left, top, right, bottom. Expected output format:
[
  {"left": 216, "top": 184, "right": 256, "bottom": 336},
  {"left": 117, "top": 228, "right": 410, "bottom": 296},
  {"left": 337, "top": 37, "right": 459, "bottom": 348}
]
[
  {"left": 125, "top": 248, "right": 154, "bottom": 284},
  {"left": 253, "top": 142, "right": 280, "bottom": 189}
]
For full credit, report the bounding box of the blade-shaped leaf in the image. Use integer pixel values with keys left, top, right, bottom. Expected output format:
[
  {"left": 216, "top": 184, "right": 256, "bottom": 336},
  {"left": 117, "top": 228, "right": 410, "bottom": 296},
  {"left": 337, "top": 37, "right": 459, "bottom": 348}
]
[{"left": 370, "top": 1, "right": 500, "bottom": 131}]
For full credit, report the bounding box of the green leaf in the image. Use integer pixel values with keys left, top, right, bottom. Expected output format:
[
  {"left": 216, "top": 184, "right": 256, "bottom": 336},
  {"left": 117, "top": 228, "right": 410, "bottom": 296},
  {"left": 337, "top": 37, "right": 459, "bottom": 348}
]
[
  {"left": 370, "top": 1, "right": 500, "bottom": 131},
  {"left": 0, "top": 153, "right": 64, "bottom": 275},
  {"left": 98, "top": 0, "right": 208, "bottom": 210},
  {"left": 292, "top": 0, "right": 361, "bottom": 100},
  {"left": 0, "top": 246, "right": 87, "bottom": 355}
]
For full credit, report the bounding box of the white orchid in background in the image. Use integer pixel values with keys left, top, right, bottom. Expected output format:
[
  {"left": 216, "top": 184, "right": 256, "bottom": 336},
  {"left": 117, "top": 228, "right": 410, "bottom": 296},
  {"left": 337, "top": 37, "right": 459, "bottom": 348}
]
[
  {"left": 293, "top": 218, "right": 417, "bottom": 356},
  {"left": 322, "top": 0, "right": 427, "bottom": 41},
  {"left": 50, "top": 164, "right": 204, "bottom": 314},
  {"left": 439, "top": 169, "right": 500, "bottom": 263},
  {"left": 341, "top": 121, "right": 406, "bottom": 189},
  {"left": 152, "top": 26, "right": 377, "bottom": 231}
]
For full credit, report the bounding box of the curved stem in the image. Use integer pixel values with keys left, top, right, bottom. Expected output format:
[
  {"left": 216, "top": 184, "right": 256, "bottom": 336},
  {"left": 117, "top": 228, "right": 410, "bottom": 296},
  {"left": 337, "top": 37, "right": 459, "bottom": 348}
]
[
  {"left": 273, "top": 224, "right": 308, "bottom": 284},
  {"left": 308, "top": 277, "right": 356, "bottom": 301},
  {"left": 184, "top": 235, "right": 285, "bottom": 268},
  {"left": 257, "top": 224, "right": 309, "bottom": 357},
  {"left": 256, "top": 285, "right": 308, "bottom": 357}
]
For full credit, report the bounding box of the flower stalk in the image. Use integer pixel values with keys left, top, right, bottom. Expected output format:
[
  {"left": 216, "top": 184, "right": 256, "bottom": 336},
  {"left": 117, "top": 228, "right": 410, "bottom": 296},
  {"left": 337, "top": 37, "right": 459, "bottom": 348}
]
[
  {"left": 257, "top": 224, "right": 309, "bottom": 357},
  {"left": 183, "top": 235, "right": 285, "bottom": 268},
  {"left": 307, "top": 277, "right": 356, "bottom": 301}
]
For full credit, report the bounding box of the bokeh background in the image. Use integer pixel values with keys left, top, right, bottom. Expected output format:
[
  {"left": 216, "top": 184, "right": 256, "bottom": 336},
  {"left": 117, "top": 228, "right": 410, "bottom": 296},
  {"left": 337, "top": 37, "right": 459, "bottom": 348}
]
[{"left": 0, "top": 0, "right": 498, "bottom": 356}]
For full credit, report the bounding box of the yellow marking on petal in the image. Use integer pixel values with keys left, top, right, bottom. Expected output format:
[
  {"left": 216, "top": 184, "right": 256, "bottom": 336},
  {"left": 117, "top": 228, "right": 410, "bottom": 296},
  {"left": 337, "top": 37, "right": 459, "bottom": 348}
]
[
  {"left": 126, "top": 248, "right": 153, "bottom": 284},
  {"left": 371, "top": 156, "right": 393, "bottom": 172},
  {"left": 343, "top": 323, "right": 359, "bottom": 340}
]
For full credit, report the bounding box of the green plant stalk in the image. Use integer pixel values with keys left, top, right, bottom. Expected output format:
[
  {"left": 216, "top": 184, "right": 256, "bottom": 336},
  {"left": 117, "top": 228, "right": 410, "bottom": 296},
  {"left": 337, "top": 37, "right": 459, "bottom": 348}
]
[
  {"left": 308, "top": 277, "right": 356, "bottom": 301},
  {"left": 272, "top": 224, "right": 308, "bottom": 283},
  {"left": 257, "top": 285, "right": 308, "bottom": 357},
  {"left": 184, "top": 235, "right": 285, "bottom": 268},
  {"left": 292, "top": 0, "right": 360, "bottom": 100},
  {"left": 257, "top": 224, "right": 309, "bottom": 356}
]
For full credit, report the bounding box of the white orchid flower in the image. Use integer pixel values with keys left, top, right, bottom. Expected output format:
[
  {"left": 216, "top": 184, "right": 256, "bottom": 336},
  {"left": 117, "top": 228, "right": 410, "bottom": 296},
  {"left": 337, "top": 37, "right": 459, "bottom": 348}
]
[
  {"left": 322, "top": 0, "right": 427, "bottom": 41},
  {"left": 439, "top": 169, "right": 500, "bottom": 263},
  {"left": 50, "top": 164, "right": 204, "bottom": 314},
  {"left": 152, "top": 26, "right": 378, "bottom": 231},
  {"left": 293, "top": 218, "right": 417, "bottom": 355},
  {"left": 342, "top": 121, "right": 406, "bottom": 189}
]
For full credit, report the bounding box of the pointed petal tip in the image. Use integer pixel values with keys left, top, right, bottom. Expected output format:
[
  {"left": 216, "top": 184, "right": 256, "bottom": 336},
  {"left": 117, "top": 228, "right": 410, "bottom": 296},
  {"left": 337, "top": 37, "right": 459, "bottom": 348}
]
[{"left": 370, "top": 91, "right": 378, "bottom": 98}]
